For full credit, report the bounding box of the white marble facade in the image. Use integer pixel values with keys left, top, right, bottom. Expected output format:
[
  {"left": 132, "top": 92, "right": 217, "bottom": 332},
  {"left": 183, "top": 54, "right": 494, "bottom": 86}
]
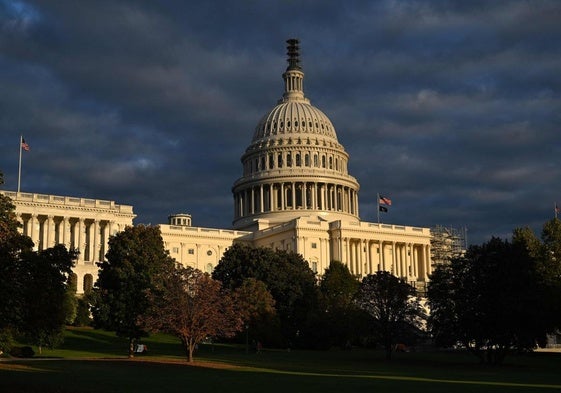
[{"left": 1, "top": 190, "right": 135, "bottom": 293}]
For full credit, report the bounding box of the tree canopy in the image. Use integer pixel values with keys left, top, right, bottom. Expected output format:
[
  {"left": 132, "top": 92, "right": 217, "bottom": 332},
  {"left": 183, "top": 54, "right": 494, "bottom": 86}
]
[
  {"left": 428, "top": 236, "right": 551, "bottom": 364},
  {"left": 355, "top": 271, "right": 425, "bottom": 360},
  {"left": 143, "top": 266, "right": 242, "bottom": 362},
  {"left": 92, "top": 225, "right": 175, "bottom": 357},
  {"left": 1, "top": 178, "right": 76, "bottom": 353},
  {"left": 306, "top": 261, "right": 362, "bottom": 349},
  {"left": 212, "top": 243, "right": 317, "bottom": 346}
]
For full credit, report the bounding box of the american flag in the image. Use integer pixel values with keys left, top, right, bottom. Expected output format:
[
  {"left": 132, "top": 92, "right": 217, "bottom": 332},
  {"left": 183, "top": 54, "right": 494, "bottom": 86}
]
[
  {"left": 21, "top": 138, "right": 30, "bottom": 151},
  {"left": 379, "top": 195, "right": 392, "bottom": 206}
]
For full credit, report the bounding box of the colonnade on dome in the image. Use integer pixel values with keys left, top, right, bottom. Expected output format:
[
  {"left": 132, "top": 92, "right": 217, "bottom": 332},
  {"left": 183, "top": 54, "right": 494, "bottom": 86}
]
[{"left": 234, "top": 181, "right": 358, "bottom": 219}]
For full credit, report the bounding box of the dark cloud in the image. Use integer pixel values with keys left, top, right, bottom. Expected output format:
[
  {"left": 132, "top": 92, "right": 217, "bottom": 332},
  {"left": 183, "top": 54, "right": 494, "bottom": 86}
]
[{"left": 1, "top": 0, "right": 560, "bottom": 244}]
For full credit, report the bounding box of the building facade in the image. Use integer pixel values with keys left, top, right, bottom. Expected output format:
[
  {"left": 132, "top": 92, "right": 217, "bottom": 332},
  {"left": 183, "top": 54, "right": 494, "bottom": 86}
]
[
  {"left": 0, "top": 190, "right": 135, "bottom": 293},
  {"left": 2, "top": 39, "right": 432, "bottom": 294}
]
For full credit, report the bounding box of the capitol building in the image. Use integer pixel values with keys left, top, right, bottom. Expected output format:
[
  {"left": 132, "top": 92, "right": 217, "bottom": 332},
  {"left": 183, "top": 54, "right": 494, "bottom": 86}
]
[{"left": 1, "top": 40, "right": 432, "bottom": 294}]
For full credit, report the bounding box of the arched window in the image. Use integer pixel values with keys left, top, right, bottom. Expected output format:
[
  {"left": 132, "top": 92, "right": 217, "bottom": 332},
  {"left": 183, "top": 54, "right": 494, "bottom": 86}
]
[
  {"left": 206, "top": 263, "right": 213, "bottom": 273},
  {"left": 304, "top": 154, "right": 310, "bottom": 166},
  {"left": 83, "top": 274, "right": 94, "bottom": 293},
  {"left": 295, "top": 154, "right": 301, "bottom": 167},
  {"left": 69, "top": 273, "right": 78, "bottom": 293},
  {"left": 278, "top": 153, "right": 283, "bottom": 168},
  {"left": 287, "top": 153, "right": 292, "bottom": 167}
]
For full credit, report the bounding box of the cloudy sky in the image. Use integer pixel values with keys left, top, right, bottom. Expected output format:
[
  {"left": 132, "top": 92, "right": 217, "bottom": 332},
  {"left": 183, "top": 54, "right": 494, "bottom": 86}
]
[{"left": 1, "top": 0, "right": 560, "bottom": 245}]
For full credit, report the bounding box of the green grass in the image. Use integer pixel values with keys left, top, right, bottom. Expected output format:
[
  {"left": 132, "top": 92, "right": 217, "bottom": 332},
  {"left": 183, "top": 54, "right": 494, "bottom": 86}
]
[{"left": 1, "top": 327, "right": 561, "bottom": 393}]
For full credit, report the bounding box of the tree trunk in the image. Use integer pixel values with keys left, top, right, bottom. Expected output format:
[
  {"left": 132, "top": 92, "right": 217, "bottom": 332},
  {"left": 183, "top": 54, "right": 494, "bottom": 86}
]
[
  {"left": 128, "top": 337, "right": 135, "bottom": 358},
  {"left": 188, "top": 343, "right": 194, "bottom": 363}
]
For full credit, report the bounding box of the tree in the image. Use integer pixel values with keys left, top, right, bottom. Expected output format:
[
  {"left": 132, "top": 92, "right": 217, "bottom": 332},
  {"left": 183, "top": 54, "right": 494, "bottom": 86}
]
[
  {"left": 529, "top": 219, "right": 561, "bottom": 332},
  {"left": 0, "top": 179, "right": 34, "bottom": 352},
  {"left": 143, "top": 266, "right": 243, "bottom": 362},
  {"left": 309, "top": 261, "right": 361, "bottom": 348},
  {"left": 428, "top": 237, "right": 549, "bottom": 364},
  {"left": 213, "top": 244, "right": 317, "bottom": 346},
  {"left": 18, "top": 245, "right": 77, "bottom": 353},
  {"left": 355, "top": 271, "right": 424, "bottom": 360},
  {"left": 233, "top": 278, "right": 279, "bottom": 348},
  {"left": 92, "top": 225, "right": 175, "bottom": 357}
]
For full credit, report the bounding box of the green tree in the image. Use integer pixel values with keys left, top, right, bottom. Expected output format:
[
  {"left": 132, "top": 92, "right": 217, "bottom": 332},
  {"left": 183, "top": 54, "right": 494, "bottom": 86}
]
[
  {"left": 531, "top": 219, "right": 561, "bottom": 332},
  {"left": 356, "top": 271, "right": 424, "bottom": 360},
  {"left": 18, "top": 245, "right": 77, "bottom": 353},
  {"left": 92, "top": 225, "right": 175, "bottom": 357},
  {"left": 143, "top": 266, "right": 242, "bottom": 362},
  {"left": 212, "top": 243, "right": 317, "bottom": 346},
  {"left": 428, "top": 237, "right": 548, "bottom": 364},
  {"left": 309, "top": 261, "right": 361, "bottom": 348},
  {"left": 233, "top": 278, "right": 279, "bottom": 348},
  {"left": 0, "top": 178, "right": 34, "bottom": 352}
]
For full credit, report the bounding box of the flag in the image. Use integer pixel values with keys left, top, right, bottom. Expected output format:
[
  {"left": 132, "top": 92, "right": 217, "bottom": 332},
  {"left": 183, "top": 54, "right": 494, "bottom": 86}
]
[
  {"left": 556, "top": 204, "right": 560, "bottom": 214},
  {"left": 379, "top": 195, "right": 392, "bottom": 206},
  {"left": 379, "top": 205, "right": 388, "bottom": 212},
  {"left": 21, "top": 138, "right": 30, "bottom": 151}
]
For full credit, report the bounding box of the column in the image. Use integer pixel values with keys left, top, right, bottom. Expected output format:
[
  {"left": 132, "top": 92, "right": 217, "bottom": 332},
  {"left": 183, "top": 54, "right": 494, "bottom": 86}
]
[
  {"left": 79, "top": 219, "right": 86, "bottom": 262},
  {"left": 46, "top": 215, "right": 55, "bottom": 248},
  {"left": 380, "top": 242, "right": 386, "bottom": 271},
  {"left": 291, "top": 182, "right": 296, "bottom": 209},
  {"left": 425, "top": 245, "right": 431, "bottom": 279},
  {"left": 259, "top": 184, "right": 264, "bottom": 213},
  {"left": 28, "top": 214, "right": 37, "bottom": 249}
]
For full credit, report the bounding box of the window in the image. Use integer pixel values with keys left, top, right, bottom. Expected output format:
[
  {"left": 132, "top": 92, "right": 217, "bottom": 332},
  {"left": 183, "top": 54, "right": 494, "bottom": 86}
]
[
  {"left": 304, "top": 154, "right": 310, "bottom": 166},
  {"left": 172, "top": 247, "right": 179, "bottom": 254},
  {"left": 311, "top": 262, "right": 318, "bottom": 273},
  {"left": 311, "top": 242, "right": 317, "bottom": 249},
  {"left": 207, "top": 250, "right": 213, "bottom": 256},
  {"left": 278, "top": 153, "right": 283, "bottom": 168},
  {"left": 296, "top": 153, "right": 301, "bottom": 166},
  {"left": 188, "top": 249, "right": 195, "bottom": 255},
  {"left": 83, "top": 274, "right": 94, "bottom": 293},
  {"left": 287, "top": 153, "right": 292, "bottom": 167}
]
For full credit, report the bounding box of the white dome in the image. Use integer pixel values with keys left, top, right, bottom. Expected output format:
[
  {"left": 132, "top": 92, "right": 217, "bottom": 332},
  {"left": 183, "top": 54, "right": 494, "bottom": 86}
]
[
  {"left": 232, "top": 39, "right": 360, "bottom": 230},
  {"left": 252, "top": 101, "right": 338, "bottom": 142}
]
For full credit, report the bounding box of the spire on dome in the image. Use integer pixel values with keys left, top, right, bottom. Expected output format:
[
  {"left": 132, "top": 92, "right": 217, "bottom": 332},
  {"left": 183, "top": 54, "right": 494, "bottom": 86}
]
[
  {"left": 281, "top": 38, "right": 307, "bottom": 103},
  {"left": 286, "top": 38, "right": 301, "bottom": 71}
]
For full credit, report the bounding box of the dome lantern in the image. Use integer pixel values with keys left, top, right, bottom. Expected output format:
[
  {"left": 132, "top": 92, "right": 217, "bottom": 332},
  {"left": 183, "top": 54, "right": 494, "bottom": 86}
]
[{"left": 281, "top": 38, "right": 306, "bottom": 103}]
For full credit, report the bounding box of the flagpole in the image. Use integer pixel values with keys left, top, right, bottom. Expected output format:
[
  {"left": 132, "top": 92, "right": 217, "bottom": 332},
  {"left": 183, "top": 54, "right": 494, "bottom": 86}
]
[
  {"left": 377, "top": 193, "right": 380, "bottom": 224},
  {"left": 17, "top": 135, "right": 23, "bottom": 193}
]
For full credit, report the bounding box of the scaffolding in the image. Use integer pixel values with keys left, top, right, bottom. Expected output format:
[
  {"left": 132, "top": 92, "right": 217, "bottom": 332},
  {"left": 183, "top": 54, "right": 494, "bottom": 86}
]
[{"left": 431, "top": 225, "right": 467, "bottom": 266}]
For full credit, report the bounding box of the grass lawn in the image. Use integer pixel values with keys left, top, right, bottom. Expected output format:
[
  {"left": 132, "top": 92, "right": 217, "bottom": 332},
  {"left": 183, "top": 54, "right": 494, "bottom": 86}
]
[{"left": 1, "top": 327, "right": 561, "bottom": 393}]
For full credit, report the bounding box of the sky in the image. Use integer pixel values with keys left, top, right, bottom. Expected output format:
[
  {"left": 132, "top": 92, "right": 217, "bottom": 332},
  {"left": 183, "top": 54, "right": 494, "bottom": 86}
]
[{"left": 1, "top": 0, "right": 560, "bottom": 245}]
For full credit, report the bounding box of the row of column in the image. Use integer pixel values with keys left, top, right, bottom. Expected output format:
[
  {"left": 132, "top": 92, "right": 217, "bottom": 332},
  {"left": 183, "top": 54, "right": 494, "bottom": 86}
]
[
  {"left": 234, "top": 181, "right": 358, "bottom": 219},
  {"left": 338, "top": 237, "right": 431, "bottom": 282},
  {"left": 18, "top": 214, "right": 117, "bottom": 264}
]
